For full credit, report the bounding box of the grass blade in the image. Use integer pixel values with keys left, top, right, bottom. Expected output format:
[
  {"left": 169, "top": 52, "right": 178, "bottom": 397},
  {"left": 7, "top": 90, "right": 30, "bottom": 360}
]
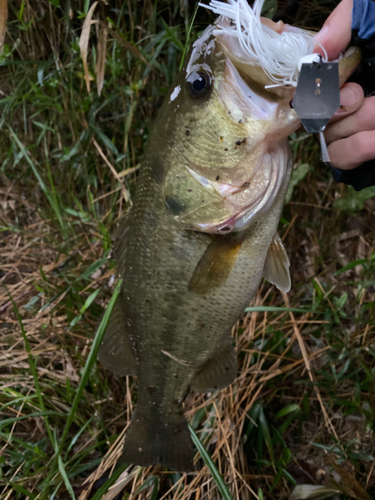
[
  {"left": 79, "top": 2, "right": 99, "bottom": 93},
  {"left": 189, "top": 424, "right": 233, "bottom": 500},
  {"left": 58, "top": 454, "right": 76, "bottom": 500},
  {"left": 96, "top": 26, "right": 107, "bottom": 96},
  {"left": 10, "top": 484, "right": 36, "bottom": 499},
  {"left": 8, "top": 127, "right": 65, "bottom": 230},
  {"left": 179, "top": 2, "right": 199, "bottom": 70},
  {"left": 89, "top": 464, "right": 129, "bottom": 500},
  {"left": 334, "top": 259, "right": 369, "bottom": 276},
  {"left": 161, "top": 19, "right": 184, "bottom": 52},
  {"left": 0, "top": 411, "right": 64, "bottom": 430},
  {"left": 244, "top": 306, "right": 310, "bottom": 314},
  {"left": 258, "top": 406, "right": 274, "bottom": 464},
  {"left": 59, "top": 278, "right": 122, "bottom": 449},
  {"left": 7, "top": 290, "right": 55, "bottom": 447},
  {"left": 0, "top": 0, "right": 8, "bottom": 55},
  {"left": 40, "top": 279, "right": 122, "bottom": 498}
]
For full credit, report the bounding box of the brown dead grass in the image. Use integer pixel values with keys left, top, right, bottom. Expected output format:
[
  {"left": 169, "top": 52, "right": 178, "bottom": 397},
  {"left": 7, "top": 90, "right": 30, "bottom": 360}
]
[{"left": 2, "top": 164, "right": 375, "bottom": 499}]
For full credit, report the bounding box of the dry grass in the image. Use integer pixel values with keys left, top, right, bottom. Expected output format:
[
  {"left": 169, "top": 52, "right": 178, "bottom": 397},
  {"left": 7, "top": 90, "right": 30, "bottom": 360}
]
[{"left": 1, "top": 1, "right": 375, "bottom": 499}]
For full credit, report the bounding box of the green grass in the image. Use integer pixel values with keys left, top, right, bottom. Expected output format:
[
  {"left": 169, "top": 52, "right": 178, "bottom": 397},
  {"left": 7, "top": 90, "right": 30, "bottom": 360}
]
[{"left": 1, "top": 0, "right": 375, "bottom": 499}]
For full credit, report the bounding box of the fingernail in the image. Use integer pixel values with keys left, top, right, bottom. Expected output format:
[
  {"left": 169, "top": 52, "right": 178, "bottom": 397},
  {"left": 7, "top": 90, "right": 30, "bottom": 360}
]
[{"left": 340, "top": 86, "right": 358, "bottom": 107}]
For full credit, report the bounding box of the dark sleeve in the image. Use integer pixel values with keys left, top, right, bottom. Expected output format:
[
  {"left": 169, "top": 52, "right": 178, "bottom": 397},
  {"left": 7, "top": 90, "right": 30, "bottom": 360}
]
[
  {"left": 331, "top": 163, "right": 375, "bottom": 191},
  {"left": 330, "top": 0, "right": 375, "bottom": 192}
]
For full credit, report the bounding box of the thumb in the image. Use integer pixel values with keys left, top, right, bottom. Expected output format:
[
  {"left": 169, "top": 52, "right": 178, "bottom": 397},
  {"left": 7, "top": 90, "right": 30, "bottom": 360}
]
[{"left": 314, "top": 0, "right": 353, "bottom": 60}]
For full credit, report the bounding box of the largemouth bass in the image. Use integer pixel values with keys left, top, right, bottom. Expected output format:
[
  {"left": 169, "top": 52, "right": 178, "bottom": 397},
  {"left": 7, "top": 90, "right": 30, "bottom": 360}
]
[{"left": 98, "top": 2, "right": 360, "bottom": 472}]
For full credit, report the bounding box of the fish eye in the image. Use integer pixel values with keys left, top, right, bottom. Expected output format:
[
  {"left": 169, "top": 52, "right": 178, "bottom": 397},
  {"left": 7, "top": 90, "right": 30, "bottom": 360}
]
[{"left": 187, "top": 70, "right": 211, "bottom": 98}]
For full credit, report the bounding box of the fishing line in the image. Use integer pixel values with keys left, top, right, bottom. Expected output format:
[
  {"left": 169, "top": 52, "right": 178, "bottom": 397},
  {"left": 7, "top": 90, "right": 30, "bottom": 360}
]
[{"left": 200, "top": 0, "right": 328, "bottom": 88}]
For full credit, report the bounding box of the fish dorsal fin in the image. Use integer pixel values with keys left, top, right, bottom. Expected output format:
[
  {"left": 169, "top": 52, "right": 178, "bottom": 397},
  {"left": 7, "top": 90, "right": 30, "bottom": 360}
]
[{"left": 263, "top": 233, "right": 291, "bottom": 293}]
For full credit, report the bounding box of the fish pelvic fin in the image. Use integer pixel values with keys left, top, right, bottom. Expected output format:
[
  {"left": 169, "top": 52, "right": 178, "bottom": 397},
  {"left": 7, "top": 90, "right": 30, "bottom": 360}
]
[
  {"left": 263, "top": 233, "right": 291, "bottom": 293},
  {"left": 121, "top": 404, "right": 195, "bottom": 472},
  {"left": 191, "top": 344, "right": 237, "bottom": 393},
  {"left": 98, "top": 297, "right": 137, "bottom": 376}
]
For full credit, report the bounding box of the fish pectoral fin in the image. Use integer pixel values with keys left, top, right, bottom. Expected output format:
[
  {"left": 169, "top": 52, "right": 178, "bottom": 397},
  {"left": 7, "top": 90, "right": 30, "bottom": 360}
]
[
  {"left": 189, "top": 235, "right": 243, "bottom": 295},
  {"left": 191, "top": 344, "right": 237, "bottom": 393},
  {"left": 98, "top": 298, "right": 137, "bottom": 376},
  {"left": 263, "top": 233, "right": 291, "bottom": 293}
]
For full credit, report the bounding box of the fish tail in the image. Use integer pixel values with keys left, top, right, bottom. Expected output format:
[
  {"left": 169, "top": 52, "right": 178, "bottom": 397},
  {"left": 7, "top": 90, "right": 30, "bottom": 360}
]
[{"left": 121, "top": 404, "right": 195, "bottom": 471}]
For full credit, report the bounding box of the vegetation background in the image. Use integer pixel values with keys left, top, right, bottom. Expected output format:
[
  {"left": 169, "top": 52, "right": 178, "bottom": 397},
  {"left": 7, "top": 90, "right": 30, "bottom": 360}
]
[{"left": 1, "top": 0, "right": 375, "bottom": 498}]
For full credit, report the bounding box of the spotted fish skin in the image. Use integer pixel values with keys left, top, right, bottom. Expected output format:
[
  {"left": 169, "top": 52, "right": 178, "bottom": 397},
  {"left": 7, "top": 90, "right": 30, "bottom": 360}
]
[
  {"left": 113, "top": 139, "right": 291, "bottom": 471},
  {"left": 98, "top": 25, "right": 361, "bottom": 471}
]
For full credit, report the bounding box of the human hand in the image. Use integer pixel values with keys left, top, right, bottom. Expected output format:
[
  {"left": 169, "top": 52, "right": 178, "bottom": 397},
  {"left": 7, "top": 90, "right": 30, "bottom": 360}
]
[
  {"left": 314, "top": 0, "right": 375, "bottom": 172},
  {"left": 325, "top": 84, "right": 375, "bottom": 170},
  {"left": 314, "top": 0, "right": 353, "bottom": 60}
]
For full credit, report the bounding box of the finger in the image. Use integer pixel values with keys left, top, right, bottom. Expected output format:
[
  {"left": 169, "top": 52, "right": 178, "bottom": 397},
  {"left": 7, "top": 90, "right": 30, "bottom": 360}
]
[
  {"left": 328, "top": 130, "right": 375, "bottom": 169},
  {"left": 314, "top": 0, "right": 353, "bottom": 60},
  {"left": 325, "top": 96, "right": 375, "bottom": 144},
  {"left": 329, "top": 82, "right": 365, "bottom": 123}
]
